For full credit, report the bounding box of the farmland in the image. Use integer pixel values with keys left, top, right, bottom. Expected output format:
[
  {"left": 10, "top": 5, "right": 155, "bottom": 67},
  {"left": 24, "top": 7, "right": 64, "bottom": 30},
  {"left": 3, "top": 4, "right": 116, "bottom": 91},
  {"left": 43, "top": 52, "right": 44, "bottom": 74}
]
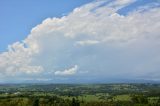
[{"left": 0, "top": 84, "right": 160, "bottom": 106}]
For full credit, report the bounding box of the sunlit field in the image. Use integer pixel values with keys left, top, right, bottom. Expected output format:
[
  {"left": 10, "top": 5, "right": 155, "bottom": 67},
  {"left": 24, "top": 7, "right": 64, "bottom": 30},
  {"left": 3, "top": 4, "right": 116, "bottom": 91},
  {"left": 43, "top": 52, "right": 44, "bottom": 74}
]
[{"left": 0, "top": 84, "right": 160, "bottom": 106}]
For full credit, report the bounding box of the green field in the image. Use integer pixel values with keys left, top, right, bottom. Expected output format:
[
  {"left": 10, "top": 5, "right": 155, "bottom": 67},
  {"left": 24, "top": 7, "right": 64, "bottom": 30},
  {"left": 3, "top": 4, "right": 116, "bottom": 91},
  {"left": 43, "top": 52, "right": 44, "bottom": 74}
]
[{"left": 0, "top": 84, "right": 160, "bottom": 106}]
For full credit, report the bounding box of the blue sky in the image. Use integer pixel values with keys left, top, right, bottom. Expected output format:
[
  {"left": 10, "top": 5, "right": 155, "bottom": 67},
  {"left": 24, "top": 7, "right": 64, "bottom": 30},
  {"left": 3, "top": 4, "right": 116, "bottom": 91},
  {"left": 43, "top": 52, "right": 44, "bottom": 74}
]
[
  {"left": 0, "top": 0, "right": 92, "bottom": 52},
  {"left": 0, "top": 0, "right": 160, "bottom": 83}
]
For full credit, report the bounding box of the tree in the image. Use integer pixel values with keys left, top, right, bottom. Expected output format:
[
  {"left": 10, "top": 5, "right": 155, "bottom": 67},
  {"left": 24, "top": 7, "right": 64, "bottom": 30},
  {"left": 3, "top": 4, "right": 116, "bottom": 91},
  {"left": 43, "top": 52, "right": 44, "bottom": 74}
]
[
  {"left": 72, "top": 98, "right": 80, "bottom": 106},
  {"left": 33, "top": 98, "right": 39, "bottom": 106}
]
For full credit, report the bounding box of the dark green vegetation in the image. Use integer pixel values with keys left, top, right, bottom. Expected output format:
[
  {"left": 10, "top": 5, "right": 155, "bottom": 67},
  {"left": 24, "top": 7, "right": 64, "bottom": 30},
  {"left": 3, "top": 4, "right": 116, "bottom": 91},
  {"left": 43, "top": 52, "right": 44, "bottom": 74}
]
[{"left": 0, "top": 84, "right": 160, "bottom": 106}]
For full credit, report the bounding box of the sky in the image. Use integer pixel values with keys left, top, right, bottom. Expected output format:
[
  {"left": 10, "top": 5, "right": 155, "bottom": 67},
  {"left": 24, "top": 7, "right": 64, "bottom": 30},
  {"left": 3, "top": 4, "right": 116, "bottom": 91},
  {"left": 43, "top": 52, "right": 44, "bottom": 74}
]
[
  {"left": 0, "top": 0, "right": 93, "bottom": 52},
  {"left": 0, "top": 0, "right": 160, "bottom": 83}
]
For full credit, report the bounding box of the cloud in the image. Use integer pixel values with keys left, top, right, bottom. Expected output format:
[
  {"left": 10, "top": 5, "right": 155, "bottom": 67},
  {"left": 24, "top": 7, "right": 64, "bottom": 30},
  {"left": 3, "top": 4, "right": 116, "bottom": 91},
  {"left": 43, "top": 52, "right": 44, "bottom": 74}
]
[
  {"left": 0, "top": 41, "right": 43, "bottom": 76},
  {"left": 76, "top": 40, "right": 99, "bottom": 46},
  {"left": 0, "top": 0, "right": 160, "bottom": 82},
  {"left": 54, "top": 65, "right": 78, "bottom": 76}
]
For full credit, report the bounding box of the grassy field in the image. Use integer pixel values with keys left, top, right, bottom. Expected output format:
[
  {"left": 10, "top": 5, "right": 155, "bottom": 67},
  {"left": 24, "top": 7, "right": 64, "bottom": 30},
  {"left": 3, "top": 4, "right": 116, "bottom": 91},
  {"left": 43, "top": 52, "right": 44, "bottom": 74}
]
[{"left": 0, "top": 84, "right": 160, "bottom": 106}]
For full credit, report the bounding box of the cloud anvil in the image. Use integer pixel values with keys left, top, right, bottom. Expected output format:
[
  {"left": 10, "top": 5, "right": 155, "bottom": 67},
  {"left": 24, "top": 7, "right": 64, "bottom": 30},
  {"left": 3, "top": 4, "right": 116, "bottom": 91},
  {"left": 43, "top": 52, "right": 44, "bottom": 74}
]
[{"left": 0, "top": 0, "right": 160, "bottom": 83}]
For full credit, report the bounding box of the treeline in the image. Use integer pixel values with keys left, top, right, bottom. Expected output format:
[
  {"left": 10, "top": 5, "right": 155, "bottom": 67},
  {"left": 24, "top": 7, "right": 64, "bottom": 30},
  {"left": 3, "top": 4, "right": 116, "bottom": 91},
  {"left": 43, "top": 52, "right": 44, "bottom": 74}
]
[
  {"left": 0, "top": 95, "right": 160, "bottom": 106},
  {"left": 1, "top": 84, "right": 160, "bottom": 96}
]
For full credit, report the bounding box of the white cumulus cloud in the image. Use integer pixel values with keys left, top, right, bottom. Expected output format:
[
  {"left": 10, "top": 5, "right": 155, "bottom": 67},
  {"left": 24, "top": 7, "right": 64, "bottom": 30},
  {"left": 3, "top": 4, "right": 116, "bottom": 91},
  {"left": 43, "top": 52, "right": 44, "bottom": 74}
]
[
  {"left": 54, "top": 65, "right": 78, "bottom": 76},
  {"left": 0, "top": 0, "right": 160, "bottom": 82}
]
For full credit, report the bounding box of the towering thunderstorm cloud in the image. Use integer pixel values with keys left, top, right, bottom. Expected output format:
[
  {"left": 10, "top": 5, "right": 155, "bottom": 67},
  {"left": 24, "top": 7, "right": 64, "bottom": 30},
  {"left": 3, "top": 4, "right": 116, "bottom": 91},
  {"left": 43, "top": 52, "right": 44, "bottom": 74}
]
[{"left": 0, "top": 0, "right": 160, "bottom": 83}]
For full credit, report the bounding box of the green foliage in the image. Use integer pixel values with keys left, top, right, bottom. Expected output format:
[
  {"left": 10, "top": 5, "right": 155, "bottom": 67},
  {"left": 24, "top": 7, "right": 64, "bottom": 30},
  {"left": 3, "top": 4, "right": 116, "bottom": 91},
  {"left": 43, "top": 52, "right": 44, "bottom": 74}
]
[
  {"left": 0, "top": 84, "right": 160, "bottom": 106},
  {"left": 131, "top": 95, "right": 148, "bottom": 104}
]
